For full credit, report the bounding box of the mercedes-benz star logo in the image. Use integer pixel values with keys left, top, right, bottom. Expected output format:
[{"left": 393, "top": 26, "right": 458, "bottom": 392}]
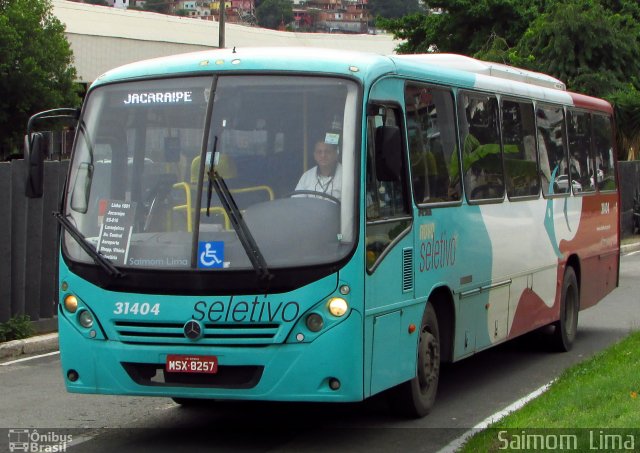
[{"left": 183, "top": 320, "right": 203, "bottom": 340}]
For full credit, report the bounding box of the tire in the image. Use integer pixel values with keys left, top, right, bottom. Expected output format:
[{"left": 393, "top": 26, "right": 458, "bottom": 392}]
[
  {"left": 552, "top": 266, "right": 579, "bottom": 352},
  {"left": 390, "top": 303, "right": 440, "bottom": 418}
]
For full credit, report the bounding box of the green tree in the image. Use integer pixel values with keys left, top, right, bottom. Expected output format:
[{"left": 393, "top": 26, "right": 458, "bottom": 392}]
[
  {"left": 0, "top": 0, "right": 80, "bottom": 159},
  {"left": 256, "top": 0, "right": 293, "bottom": 30},
  {"left": 380, "top": 0, "right": 640, "bottom": 96},
  {"left": 379, "top": 0, "right": 541, "bottom": 54},
  {"left": 513, "top": 0, "right": 640, "bottom": 97},
  {"left": 607, "top": 88, "right": 640, "bottom": 160},
  {"left": 600, "top": 0, "right": 640, "bottom": 20},
  {"left": 368, "top": 0, "right": 421, "bottom": 19}
]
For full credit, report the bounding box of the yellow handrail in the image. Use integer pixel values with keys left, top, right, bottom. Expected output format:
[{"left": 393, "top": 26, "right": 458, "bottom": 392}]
[{"left": 172, "top": 182, "right": 231, "bottom": 231}]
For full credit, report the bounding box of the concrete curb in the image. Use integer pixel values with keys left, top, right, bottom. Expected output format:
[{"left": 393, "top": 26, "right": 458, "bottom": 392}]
[
  {"left": 0, "top": 332, "right": 58, "bottom": 361},
  {"left": 621, "top": 241, "right": 640, "bottom": 255},
  {"left": 1, "top": 241, "right": 639, "bottom": 363}
]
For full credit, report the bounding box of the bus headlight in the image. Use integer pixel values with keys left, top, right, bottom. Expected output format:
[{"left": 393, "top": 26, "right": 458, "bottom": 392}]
[
  {"left": 327, "top": 297, "right": 348, "bottom": 317},
  {"left": 286, "top": 294, "right": 351, "bottom": 344},
  {"left": 78, "top": 310, "right": 94, "bottom": 328},
  {"left": 64, "top": 295, "right": 79, "bottom": 313}
]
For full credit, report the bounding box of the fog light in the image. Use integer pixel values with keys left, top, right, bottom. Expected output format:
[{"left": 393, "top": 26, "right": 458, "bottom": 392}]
[
  {"left": 67, "top": 370, "right": 79, "bottom": 382},
  {"left": 78, "top": 310, "right": 94, "bottom": 328},
  {"left": 328, "top": 297, "right": 348, "bottom": 317},
  {"left": 329, "top": 378, "right": 341, "bottom": 390},
  {"left": 305, "top": 313, "right": 324, "bottom": 332},
  {"left": 64, "top": 295, "right": 78, "bottom": 313}
]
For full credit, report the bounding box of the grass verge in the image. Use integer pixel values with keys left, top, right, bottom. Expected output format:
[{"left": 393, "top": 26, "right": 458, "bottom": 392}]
[{"left": 461, "top": 331, "right": 640, "bottom": 452}]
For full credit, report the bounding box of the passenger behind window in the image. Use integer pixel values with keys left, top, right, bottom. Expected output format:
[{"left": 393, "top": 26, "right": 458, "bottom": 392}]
[{"left": 454, "top": 94, "right": 504, "bottom": 200}]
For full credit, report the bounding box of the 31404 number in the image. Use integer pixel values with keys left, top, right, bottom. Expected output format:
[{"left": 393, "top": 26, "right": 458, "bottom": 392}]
[{"left": 113, "top": 302, "right": 160, "bottom": 316}]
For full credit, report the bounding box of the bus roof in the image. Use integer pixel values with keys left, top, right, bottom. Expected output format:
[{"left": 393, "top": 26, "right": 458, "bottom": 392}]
[
  {"left": 92, "top": 48, "right": 612, "bottom": 113},
  {"left": 92, "top": 47, "right": 397, "bottom": 87},
  {"left": 389, "top": 54, "right": 612, "bottom": 112},
  {"left": 392, "top": 54, "right": 566, "bottom": 90}
]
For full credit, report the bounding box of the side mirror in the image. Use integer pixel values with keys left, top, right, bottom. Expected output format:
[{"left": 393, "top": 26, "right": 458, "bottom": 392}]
[
  {"left": 26, "top": 132, "right": 47, "bottom": 198},
  {"left": 24, "top": 107, "right": 80, "bottom": 198},
  {"left": 374, "top": 125, "right": 403, "bottom": 181}
]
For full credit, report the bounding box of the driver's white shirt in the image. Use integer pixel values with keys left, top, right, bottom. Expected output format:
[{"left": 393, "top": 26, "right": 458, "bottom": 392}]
[{"left": 295, "top": 163, "right": 342, "bottom": 199}]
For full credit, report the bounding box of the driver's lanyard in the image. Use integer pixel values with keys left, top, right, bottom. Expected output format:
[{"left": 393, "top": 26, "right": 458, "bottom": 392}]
[{"left": 315, "top": 169, "right": 335, "bottom": 195}]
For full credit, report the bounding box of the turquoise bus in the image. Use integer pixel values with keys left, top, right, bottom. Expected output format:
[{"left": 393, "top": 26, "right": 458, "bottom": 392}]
[{"left": 26, "top": 49, "right": 620, "bottom": 417}]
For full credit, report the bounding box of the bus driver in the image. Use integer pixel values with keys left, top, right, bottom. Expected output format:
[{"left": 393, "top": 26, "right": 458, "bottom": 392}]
[{"left": 295, "top": 140, "right": 342, "bottom": 199}]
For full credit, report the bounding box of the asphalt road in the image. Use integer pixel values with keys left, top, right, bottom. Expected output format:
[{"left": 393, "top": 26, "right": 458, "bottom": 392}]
[{"left": 1, "top": 252, "right": 639, "bottom": 452}]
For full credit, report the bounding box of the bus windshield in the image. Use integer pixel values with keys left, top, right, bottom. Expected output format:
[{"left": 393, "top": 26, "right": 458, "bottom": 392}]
[{"left": 63, "top": 75, "right": 359, "bottom": 271}]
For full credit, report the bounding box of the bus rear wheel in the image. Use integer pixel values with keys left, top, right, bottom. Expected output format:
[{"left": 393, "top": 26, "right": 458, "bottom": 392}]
[
  {"left": 391, "top": 303, "right": 440, "bottom": 418},
  {"left": 552, "top": 266, "right": 579, "bottom": 352}
]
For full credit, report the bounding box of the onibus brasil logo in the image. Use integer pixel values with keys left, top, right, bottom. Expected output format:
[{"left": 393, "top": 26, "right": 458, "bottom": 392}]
[{"left": 8, "top": 429, "right": 72, "bottom": 452}]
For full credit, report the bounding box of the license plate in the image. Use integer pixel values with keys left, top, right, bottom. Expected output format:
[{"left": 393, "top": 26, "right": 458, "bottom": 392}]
[{"left": 165, "top": 355, "right": 218, "bottom": 374}]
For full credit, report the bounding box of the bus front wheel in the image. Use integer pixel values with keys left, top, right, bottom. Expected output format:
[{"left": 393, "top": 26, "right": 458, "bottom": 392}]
[
  {"left": 552, "top": 266, "right": 579, "bottom": 352},
  {"left": 391, "top": 303, "right": 440, "bottom": 418}
]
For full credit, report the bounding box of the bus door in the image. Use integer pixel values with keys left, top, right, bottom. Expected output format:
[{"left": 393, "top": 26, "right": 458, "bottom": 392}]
[{"left": 364, "top": 99, "right": 417, "bottom": 395}]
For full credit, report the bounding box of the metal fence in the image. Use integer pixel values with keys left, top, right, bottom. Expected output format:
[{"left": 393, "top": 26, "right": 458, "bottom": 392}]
[
  {"left": 0, "top": 159, "right": 67, "bottom": 328},
  {"left": 0, "top": 159, "right": 639, "bottom": 326},
  {"left": 619, "top": 161, "right": 640, "bottom": 237}
]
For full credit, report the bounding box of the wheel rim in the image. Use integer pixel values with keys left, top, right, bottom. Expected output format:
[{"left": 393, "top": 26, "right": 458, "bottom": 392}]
[{"left": 417, "top": 326, "right": 439, "bottom": 394}]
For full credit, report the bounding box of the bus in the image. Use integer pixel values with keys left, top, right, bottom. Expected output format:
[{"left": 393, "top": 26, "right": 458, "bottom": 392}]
[{"left": 26, "top": 49, "right": 620, "bottom": 417}]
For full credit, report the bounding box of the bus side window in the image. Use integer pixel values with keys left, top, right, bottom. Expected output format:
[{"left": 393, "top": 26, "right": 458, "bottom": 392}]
[
  {"left": 365, "top": 105, "right": 411, "bottom": 270},
  {"left": 502, "top": 99, "right": 539, "bottom": 198},
  {"left": 567, "top": 109, "right": 594, "bottom": 193},
  {"left": 537, "top": 105, "right": 570, "bottom": 196},
  {"left": 458, "top": 92, "right": 504, "bottom": 202},
  {"left": 592, "top": 113, "right": 617, "bottom": 191},
  {"left": 404, "top": 83, "right": 460, "bottom": 204},
  {"left": 366, "top": 106, "right": 409, "bottom": 220}
]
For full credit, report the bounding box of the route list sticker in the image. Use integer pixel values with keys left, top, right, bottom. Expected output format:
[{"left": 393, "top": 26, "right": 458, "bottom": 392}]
[{"left": 97, "top": 200, "right": 136, "bottom": 266}]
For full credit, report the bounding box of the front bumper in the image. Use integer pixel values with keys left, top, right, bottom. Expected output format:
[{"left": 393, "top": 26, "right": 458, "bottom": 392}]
[{"left": 59, "top": 307, "right": 364, "bottom": 402}]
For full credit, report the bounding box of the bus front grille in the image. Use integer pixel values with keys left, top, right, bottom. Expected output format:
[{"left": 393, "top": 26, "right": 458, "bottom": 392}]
[{"left": 113, "top": 320, "right": 281, "bottom": 345}]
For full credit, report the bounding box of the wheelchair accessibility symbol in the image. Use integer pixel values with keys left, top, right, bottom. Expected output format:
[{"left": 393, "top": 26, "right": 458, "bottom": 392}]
[{"left": 198, "top": 241, "right": 224, "bottom": 268}]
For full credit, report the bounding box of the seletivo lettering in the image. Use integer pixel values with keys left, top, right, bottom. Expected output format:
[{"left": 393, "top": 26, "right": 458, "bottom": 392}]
[
  {"left": 419, "top": 225, "right": 457, "bottom": 272},
  {"left": 124, "top": 91, "right": 193, "bottom": 105},
  {"left": 193, "top": 297, "right": 300, "bottom": 323}
]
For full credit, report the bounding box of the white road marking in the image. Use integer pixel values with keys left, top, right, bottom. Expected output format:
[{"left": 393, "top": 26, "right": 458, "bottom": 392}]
[
  {"left": 437, "top": 381, "right": 553, "bottom": 453},
  {"left": 0, "top": 351, "right": 59, "bottom": 366}
]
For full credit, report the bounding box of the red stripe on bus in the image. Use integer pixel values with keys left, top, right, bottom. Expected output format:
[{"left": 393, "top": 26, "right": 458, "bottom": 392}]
[{"left": 569, "top": 92, "right": 613, "bottom": 113}]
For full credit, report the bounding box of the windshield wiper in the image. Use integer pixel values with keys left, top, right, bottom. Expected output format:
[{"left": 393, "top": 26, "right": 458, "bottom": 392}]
[
  {"left": 207, "top": 140, "right": 272, "bottom": 281},
  {"left": 205, "top": 136, "right": 217, "bottom": 217},
  {"left": 54, "top": 212, "right": 124, "bottom": 278}
]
